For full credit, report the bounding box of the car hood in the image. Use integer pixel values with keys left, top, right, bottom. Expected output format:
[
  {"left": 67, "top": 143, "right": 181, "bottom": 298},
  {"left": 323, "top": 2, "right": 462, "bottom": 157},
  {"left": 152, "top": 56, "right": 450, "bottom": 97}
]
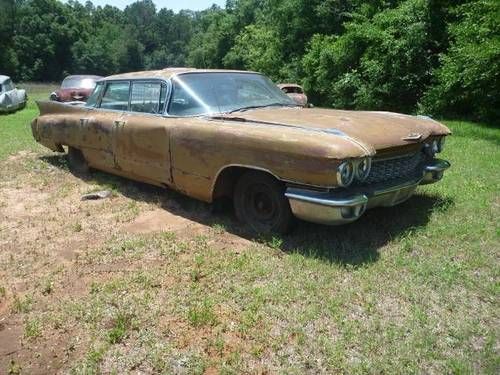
[{"left": 220, "top": 107, "right": 451, "bottom": 151}]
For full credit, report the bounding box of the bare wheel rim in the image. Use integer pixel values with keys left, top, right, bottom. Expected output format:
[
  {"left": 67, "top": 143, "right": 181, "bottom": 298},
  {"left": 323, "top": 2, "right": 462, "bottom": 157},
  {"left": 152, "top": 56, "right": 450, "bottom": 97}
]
[{"left": 243, "top": 183, "right": 279, "bottom": 229}]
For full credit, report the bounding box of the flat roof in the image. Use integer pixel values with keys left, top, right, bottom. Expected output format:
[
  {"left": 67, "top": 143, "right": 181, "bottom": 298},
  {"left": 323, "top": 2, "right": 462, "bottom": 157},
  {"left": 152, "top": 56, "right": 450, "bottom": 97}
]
[{"left": 104, "top": 68, "right": 258, "bottom": 81}]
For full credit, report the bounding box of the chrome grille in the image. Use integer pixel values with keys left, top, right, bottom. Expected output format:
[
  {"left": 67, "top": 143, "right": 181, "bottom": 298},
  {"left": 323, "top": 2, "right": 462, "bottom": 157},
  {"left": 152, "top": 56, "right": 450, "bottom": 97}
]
[{"left": 363, "top": 152, "right": 425, "bottom": 185}]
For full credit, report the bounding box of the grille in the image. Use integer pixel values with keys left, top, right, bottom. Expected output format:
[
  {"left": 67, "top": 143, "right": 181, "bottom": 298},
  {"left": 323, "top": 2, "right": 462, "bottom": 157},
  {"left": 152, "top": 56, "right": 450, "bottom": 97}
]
[{"left": 363, "top": 152, "right": 425, "bottom": 185}]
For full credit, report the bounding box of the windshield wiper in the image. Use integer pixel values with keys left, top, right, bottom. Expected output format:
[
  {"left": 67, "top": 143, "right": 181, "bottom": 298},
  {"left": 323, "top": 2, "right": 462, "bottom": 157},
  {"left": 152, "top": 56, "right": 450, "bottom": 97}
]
[{"left": 228, "top": 103, "right": 298, "bottom": 114}]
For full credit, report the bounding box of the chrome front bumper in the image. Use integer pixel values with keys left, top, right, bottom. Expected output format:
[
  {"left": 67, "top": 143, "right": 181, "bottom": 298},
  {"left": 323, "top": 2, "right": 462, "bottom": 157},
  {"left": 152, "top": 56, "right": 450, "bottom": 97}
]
[{"left": 285, "top": 159, "right": 450, "bottom": 225}]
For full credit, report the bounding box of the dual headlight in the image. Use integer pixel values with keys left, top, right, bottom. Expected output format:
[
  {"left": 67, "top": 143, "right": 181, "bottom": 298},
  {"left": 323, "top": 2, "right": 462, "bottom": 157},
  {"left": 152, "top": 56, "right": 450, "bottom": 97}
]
[
  {"left": 337, "top": 157, "right": 372, "bottom": 187},
  {"left": 426, "top": 136, "right": 446, "bottom": 156}
]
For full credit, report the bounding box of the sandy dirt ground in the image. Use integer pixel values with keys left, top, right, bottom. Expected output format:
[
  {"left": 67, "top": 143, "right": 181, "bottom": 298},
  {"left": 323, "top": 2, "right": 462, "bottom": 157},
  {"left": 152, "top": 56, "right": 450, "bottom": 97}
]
[{"left": 0, "top": 150, "right": 254, "bottom": 373}]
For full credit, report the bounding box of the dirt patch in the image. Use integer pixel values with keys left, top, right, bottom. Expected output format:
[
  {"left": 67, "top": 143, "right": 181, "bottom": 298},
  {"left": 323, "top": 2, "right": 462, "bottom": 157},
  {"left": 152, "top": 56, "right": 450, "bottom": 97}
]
[
  {"left": 0, "top": 150, "right": 250, "bottom": 373},
  {"left": 123, "top": 208, "right": 204, "bottom": 234}
]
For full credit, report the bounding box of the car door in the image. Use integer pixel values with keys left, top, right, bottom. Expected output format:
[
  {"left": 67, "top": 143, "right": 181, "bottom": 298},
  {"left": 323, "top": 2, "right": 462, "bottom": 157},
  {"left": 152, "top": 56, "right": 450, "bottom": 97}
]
[
  {"left": 112, "top": 80, "right": 172, "bottom": 185},
  {"left": 3, "top": 79, "right": 18, "bottom": 108},
  {"left": 79, "top": 81, "right": 130, "bottom": 172}
]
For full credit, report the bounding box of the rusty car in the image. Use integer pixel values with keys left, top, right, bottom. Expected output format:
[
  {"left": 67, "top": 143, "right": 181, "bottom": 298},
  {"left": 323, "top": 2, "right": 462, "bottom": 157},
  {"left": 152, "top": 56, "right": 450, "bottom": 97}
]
[
  {"left": 31, "top": 68, "right": 451, "bottom": 233},
  {"left": 278, "top": 83, "right": 308, "bottom": 107},
  {"left": 50, "top": 75, "right": 103, "bottom": 103},
  {"left": 0, "top": 75, "right": 27, "bottom": 113}
]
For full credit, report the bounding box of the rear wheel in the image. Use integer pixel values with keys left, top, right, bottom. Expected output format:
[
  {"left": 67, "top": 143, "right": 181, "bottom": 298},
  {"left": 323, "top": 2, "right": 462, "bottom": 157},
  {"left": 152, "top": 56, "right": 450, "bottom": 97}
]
[
  {"left": 234, "top": 171, "right": 293, "bottom": 234},
  {"left": 67, "top": 147, "right": 89, "bottom": 175}
]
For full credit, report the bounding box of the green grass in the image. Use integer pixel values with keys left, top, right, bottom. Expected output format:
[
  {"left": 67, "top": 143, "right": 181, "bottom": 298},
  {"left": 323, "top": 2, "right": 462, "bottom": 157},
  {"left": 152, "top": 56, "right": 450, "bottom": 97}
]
[
  {"left": 0, "top": 83, "right": 57, "bottom": 160},
  {"left": 0, "top": 93, "right": 498, "bottom": 374}
]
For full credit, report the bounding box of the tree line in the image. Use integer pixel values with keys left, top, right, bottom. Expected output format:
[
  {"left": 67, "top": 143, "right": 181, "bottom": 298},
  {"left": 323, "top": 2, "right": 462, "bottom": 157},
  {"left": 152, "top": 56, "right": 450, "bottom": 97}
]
[{"left": 0, "top": 0, "right": 498, "bottom": 122}]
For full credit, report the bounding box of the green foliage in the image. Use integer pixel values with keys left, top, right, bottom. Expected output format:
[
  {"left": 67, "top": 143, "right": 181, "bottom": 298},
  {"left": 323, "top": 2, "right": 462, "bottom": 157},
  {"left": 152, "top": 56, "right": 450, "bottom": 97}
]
[
  {"left": 302, "top": 0, "right": 435, "bottom": 112},
  {"left": 0, "top": 0, "right": 496, "bottom": 122},
  {"left": 420, "top": 0, "right": 500, "bottom": 122}
]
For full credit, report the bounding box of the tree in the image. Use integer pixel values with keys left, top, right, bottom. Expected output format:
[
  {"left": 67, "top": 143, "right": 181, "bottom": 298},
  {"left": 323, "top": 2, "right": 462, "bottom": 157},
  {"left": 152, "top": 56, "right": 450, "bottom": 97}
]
[
  {"left": 420, "top": 0, "right": 500, "bottom": 122},
  {"left": 302, "top": 0, "right": 437, "bottom": 113}
]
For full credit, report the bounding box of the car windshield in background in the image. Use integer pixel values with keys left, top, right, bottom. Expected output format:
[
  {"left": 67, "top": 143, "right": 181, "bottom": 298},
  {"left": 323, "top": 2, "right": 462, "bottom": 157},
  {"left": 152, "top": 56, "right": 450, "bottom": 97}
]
[
  {"left": 168, "top": 73, "right": 296, "bottom": 116},
  {"left": 61, "top": 77, "right": 97, "bottom": 89}
]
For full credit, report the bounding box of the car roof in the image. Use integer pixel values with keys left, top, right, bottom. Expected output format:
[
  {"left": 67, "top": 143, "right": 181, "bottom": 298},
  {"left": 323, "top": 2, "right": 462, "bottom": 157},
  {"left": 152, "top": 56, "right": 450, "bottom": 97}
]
[
  {"left": 103, "top": 68, "right": 259, "bottom": 81},
  {"left": 63, "top": 75, "right": 103, "bottom": 80},
  {"left": 277, "top": 83, "right": 303, "bottom": 89},
  {"left": 0, "top": 75, "right": 11, "bottom": 83}
]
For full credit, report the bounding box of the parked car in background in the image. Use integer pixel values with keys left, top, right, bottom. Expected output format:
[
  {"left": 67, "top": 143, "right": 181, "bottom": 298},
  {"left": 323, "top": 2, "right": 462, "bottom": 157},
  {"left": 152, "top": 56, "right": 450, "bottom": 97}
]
[
  {"left": 278, "top": 83, "right": 308, "bottom": 107},
  {"left": 32, "top": 68, "right": 451, "bottom": 233},
  {"left": 0, "top": 75, "right": 27, "bottom": 113},
  {"left": 50, "top": 75, "right": 102, "bottom": 103}
]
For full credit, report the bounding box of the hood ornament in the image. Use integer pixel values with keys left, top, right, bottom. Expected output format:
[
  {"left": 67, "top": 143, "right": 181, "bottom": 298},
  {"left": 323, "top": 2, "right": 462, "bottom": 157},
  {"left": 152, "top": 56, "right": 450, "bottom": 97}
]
[{"left": 402, "top": 133, "right": 423, "bottom": 141}]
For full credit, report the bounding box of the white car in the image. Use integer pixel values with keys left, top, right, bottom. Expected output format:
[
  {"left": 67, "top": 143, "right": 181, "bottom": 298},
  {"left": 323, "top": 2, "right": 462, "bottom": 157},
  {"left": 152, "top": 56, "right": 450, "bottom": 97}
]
[{"left": 0, "top": 75, "right": 27, "bottom": 113}]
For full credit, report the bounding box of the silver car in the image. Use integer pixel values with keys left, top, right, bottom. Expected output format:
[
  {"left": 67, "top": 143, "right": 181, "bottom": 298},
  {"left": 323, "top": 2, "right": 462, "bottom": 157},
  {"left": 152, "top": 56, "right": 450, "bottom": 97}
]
[{"left": 0, "top": 75, "right": 27, "bottom": 113}]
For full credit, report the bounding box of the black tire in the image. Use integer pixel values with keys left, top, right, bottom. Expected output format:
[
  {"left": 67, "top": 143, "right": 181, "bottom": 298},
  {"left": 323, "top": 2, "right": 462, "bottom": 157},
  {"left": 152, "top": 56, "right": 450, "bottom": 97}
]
[
  {"left": 67, "top": 147, "right": 89, "bottom": 175},
  {"left": 234, "top": 171, "right": 293, "bottom": 234}
]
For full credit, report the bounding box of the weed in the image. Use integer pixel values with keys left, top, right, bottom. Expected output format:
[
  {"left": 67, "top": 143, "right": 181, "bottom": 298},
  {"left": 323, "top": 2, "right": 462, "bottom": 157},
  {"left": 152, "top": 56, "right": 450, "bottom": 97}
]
[
  {"left": 24, "top": 318, "right": 42, "bottom": 339},
  {"left": 7, "top": 360, "right": 22, "bottom": 375},
  {"left": 41, "top": 277, "right": 54, "bottom": 295},
  {"left": 106, "top": 312, "right": 134, "bottom": 344},
  {"left": 187, "top": 299, "right": 217, "bottom": 327},
  {"left": 72, "top": 222, "right": 83, "bottom": 232},
  {"left": 12, "top": 294, "right": 33, "bottom": 313}
]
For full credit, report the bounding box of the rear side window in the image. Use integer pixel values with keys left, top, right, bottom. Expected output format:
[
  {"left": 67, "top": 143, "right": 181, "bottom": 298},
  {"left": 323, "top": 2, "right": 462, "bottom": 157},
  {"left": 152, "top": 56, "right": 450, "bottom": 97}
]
[
  {"left": 130, "top": 81, "right": 167, "bottom": 114},
  {"left": 100, "top": 82, "right": 130, "bottom": 111},
  {"left": 85, "top": 82, "right": 104, "bottom": 108}
]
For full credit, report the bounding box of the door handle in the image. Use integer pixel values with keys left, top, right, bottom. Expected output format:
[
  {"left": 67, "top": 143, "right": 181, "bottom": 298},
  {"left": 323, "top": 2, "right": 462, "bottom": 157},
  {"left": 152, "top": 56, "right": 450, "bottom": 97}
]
[{"left": 80, "top": 118, "right": 89, "bottom": 125}]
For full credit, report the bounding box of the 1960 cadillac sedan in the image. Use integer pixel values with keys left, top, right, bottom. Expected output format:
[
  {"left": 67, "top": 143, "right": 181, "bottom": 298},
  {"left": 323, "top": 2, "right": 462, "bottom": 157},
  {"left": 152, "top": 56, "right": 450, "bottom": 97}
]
[{"left": 31, "top": 68, "right": 451, "bottom": 232}]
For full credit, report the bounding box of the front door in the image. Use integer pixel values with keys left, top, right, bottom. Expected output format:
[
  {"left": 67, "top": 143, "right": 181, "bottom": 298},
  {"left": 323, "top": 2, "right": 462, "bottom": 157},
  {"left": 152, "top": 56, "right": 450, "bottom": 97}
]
[{"left": 112, "top": 81, "right": 172, "bottom": 184}]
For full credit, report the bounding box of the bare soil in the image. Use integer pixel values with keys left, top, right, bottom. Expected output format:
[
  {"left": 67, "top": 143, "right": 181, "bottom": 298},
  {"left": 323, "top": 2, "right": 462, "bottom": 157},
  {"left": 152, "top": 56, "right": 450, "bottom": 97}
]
[{"left": 0, "top": 151, "right": 252, "bottom": 374}]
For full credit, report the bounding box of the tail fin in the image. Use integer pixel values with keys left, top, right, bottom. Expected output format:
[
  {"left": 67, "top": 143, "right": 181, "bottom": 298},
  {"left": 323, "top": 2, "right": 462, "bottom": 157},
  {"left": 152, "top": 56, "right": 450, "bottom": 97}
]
[{"left": 36, "top": 100, "right": 86, "bottom": 116}]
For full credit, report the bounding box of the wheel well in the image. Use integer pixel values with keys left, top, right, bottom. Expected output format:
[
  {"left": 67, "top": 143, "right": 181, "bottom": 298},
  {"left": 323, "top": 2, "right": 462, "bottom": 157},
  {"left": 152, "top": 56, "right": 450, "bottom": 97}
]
[{"left": 212, "top": 166, "right": 280, "bottom": 201}]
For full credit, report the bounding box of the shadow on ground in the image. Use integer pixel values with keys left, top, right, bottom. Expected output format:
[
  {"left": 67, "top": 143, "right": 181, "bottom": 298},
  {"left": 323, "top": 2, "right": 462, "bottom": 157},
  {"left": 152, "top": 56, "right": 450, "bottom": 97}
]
[{"left": 41, "top": 154, "right": 454, "bottom": 266}]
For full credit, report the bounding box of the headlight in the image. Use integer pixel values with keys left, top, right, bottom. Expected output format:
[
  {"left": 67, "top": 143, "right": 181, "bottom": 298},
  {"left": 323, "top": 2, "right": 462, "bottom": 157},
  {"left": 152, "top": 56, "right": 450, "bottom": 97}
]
[
  {"left": 50, "top": 92, "right": 58, "bottom": 101},
  {"left": 355, "top": 157, "right": 372, "bottom": 181},
  {"left": 437, "top": 137, "right": 445, "bottom": 153},
  {"left": 337, "top": 161, "right": 354, "bottom": 187}
]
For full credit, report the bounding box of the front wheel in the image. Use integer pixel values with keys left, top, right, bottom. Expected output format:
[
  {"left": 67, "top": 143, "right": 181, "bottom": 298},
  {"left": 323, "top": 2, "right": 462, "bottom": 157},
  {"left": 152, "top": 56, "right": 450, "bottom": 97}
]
[{"left": 234, "top": 171, "right": 293, "bottom": 234}]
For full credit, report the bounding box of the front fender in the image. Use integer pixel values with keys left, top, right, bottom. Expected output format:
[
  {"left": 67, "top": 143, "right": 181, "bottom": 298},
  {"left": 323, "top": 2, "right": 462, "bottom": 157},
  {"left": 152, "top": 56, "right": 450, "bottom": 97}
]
[{"left": 169, "top": 117, "right": 370, "bottom": 201}]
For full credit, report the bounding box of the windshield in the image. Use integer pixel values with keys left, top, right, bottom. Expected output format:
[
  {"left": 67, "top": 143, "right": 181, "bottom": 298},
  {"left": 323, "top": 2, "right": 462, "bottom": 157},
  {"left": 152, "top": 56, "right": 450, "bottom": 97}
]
[
  {"left": 168, "top": 73, "right": 296, "bottom": 116},
  {"left": 61, "top": 77, "right": 98, "bottom": 90}
]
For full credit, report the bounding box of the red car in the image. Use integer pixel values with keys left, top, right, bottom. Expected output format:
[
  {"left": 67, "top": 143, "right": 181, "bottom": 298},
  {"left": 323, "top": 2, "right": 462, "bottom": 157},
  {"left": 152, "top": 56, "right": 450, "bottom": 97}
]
[
  {"left": 277, "top": 83, "right": 308, "bottom": 107},
  {"left": 50, "top": 75, "right": 103, "bottom": 103}
]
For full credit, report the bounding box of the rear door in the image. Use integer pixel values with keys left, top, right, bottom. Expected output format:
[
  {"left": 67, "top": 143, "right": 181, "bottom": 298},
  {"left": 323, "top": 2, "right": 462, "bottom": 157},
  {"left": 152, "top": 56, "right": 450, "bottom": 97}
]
[
  {"left": 113, "top": 80, "right": 172, "bottom": 184},
  {"left": 79, "top": 81, "right": 130, "bottom": 171}
]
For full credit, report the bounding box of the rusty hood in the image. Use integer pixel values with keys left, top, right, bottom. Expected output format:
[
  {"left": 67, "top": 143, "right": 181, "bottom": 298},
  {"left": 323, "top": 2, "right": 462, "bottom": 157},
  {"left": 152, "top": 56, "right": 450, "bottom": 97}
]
[{"left": 219, "top": 107, "right": 451, "bottom": 151}]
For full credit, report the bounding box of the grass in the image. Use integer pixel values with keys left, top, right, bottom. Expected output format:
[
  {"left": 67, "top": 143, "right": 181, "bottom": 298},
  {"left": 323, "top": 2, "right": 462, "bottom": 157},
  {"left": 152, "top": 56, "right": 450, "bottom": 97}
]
[
  {"left": 0, "top": 86, "right": 498, "bottom": 373},
  {"left": 0, "top": 83, "right": 57, "bottom": 160}
]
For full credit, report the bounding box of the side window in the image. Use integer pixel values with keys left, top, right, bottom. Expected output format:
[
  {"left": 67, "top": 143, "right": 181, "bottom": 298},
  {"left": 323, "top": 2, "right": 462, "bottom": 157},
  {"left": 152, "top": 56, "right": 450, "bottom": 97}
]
[
  {"left": 85, "top": 82, "right": 104, "bottom": 108},
  {"left": 4, "top": 80, "right": 14, "bottom": 91},
  {"left": 130, "top": 81, "right": 164, "bottom": 114},
  {"left": 100, "top": 81, "right": 130, "bottom": 111}
]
